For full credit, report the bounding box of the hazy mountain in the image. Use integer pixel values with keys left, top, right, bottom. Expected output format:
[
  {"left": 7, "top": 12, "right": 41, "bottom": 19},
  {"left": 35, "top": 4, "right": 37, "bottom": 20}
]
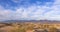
[{"left": 0, "top": 20, "right": 60, "bottom": 24}]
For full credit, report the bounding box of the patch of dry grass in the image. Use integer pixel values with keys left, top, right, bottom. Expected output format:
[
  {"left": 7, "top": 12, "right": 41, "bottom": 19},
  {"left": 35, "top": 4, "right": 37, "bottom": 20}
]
[{"left": 0, "top": 22, "right": 60, "bottom": 32}]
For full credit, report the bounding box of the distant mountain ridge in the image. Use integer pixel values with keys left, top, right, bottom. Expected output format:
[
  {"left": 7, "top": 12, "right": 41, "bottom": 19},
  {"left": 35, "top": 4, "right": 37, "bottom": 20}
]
[{"left": 0, "top": 20, "right": 60, "bottom": 24}]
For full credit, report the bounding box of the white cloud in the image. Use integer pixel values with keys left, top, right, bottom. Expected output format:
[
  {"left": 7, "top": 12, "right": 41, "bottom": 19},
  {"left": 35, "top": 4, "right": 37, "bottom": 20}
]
[
  {"left": 43, "top": 0, "right": 60, "bottom": 20},
  {"left": 0, "top": 0, "right": 60, "bottom": 21},
  {"left": 12, "top": 0, "right": 21, "bottom": 3}
]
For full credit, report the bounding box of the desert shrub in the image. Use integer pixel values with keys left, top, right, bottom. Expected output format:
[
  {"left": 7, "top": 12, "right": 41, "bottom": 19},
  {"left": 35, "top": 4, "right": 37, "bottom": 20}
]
[
  {"left": 49, "top": 27, "right": 58, "bottom": 32},
  {"left": 10, "top": 25, "right": 26, "bottom": 32},
  {"left": 11, "top": 28, "right": 26, "bottom": 32},
  {"left": 43, "top": 29, "right": 48, "bottom": 32}
]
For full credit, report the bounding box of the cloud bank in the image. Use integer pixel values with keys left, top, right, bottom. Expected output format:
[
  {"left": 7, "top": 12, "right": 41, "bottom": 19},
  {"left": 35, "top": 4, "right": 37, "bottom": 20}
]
[{"left": 0, "top": 0, "right": 60, "bottom": 21}]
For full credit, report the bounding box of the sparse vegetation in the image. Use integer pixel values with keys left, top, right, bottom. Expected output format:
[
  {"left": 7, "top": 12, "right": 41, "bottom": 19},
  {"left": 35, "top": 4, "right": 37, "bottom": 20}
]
[{"left": 0, "top": 22, "right": 60, "bottom": 32}]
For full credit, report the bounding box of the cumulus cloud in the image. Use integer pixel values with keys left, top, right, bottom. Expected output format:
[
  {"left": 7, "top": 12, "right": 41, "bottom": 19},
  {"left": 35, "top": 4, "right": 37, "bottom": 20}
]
[
  {"left": 44, "top": 0, "right": 60, "bottom": 20},
  {"left": 0, "top": 5, "right": 49, "bottom": 20},
  {"left": 12, "top": 0, "right": 22, "bottom": 3},
  {"left": 0, "top": 0, "right": 60, "bottom": 21}
]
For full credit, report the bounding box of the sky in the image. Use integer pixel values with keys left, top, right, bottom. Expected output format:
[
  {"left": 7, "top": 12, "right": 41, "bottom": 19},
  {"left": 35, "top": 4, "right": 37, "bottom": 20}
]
[{"left": 0, "top": 0, "right": 60, "bottom": 21}]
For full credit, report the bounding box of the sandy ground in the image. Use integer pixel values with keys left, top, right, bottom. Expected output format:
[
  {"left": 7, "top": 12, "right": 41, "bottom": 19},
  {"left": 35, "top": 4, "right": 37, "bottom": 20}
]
[{"left": 0, "top": 26, "right": 15, "bottom": 32}]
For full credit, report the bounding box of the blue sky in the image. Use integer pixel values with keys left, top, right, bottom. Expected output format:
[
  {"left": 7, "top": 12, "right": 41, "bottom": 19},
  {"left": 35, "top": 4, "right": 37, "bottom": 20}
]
[
  {"left": 0, "top": 0, "right": 60, "bottom": 21},
  {"left": 0, "top": 0, "right": 54, "bottom": 10}
]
